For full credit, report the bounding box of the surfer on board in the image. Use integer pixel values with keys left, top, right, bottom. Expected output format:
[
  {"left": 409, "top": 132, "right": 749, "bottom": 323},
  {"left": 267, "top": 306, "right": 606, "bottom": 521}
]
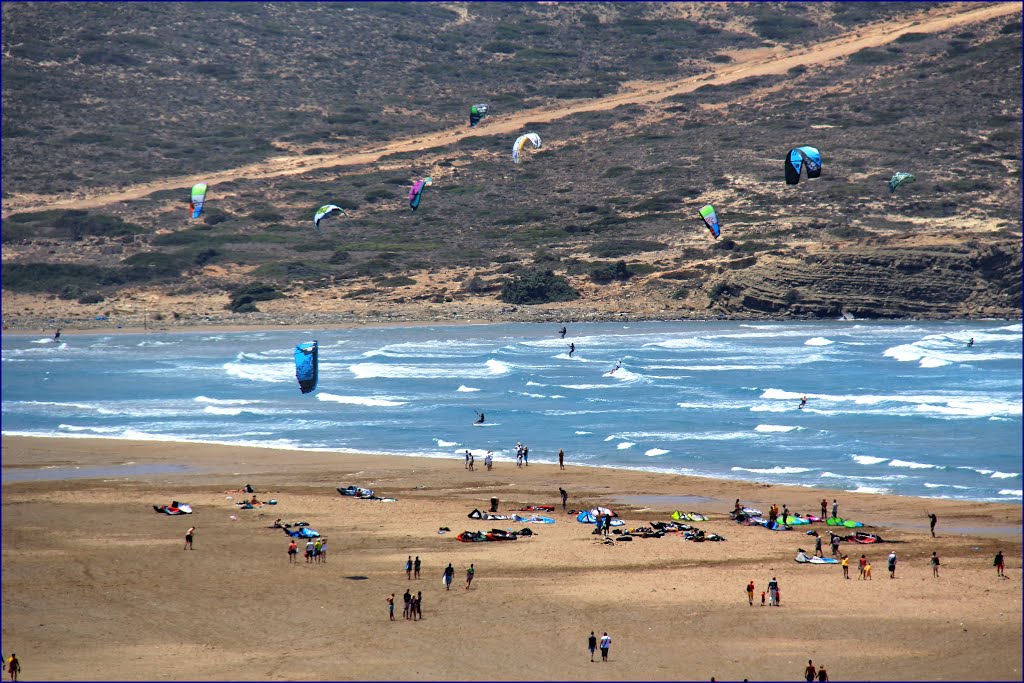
[
  {"left": 53, "top": 328, "right": 61, "bottom": 342},
  {"left": 559, "top": 326, "right": 567, "bottom": 338},
  {"left": 799, "top": 396, "right": 807, "bottom": 410},
  {"left": 568, "top": 343, "right": 575, "bottom": 358},
  {"left": 474, "top": 411, "right": 485, "bottom": 424},
  {"left": 968, "top": 337, "right": 974, "bottom": 347}
]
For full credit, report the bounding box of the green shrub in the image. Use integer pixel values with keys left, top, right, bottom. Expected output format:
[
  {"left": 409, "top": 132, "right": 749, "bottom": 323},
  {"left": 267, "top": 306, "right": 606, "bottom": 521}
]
[
  {"left": 590, "top": 239, "right": 668, "bottom": 258},
  {"left": 374, "top": 275, "right": 417, "bottom": 287},
  {"left": 500, "top": 269, "right": 580, "bottom": 305},
  {"left": 54, "top": 210, "right": 145, "bottom": 241},
  {"left": 226, "top": 282, "right": 284, "bottom": 312},
  {"left": 589, "top": 260, "right": 633, "bottom": 284}
]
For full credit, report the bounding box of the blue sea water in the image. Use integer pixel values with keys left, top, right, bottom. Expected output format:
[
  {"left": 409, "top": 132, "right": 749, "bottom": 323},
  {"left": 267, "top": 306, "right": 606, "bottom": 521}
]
[{"left": 2, "top": 320, "right": 1021, "bottom": 502}]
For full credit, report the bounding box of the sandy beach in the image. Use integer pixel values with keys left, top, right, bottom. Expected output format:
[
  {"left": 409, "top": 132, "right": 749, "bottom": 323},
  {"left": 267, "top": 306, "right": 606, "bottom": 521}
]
[{"left": 1, "top": 435, "right": 1020, "bottom": 681}]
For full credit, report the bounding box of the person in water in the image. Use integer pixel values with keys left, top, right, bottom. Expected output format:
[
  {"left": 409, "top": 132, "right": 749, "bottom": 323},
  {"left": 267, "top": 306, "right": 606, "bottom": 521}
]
[
  {"left": 568, "top": 343, "right": 575, "bottom": 357},
  {"left": 968, "top": 337, "right": 974, "bottom": 347},
  {"left": 611, "top": 359, "right": 622, "bottom": 373},
  {"left": 559, "top": 326, "right": 567, "bottom": 339},
  {"left": 53, "top": 328, "right": 61, "bottom": 341},
  {"left": 799, "top": 396, "right": 807, "bottom": 409},
  {"left": 475, "top": 411, "right": 485, "bottom": 424}
]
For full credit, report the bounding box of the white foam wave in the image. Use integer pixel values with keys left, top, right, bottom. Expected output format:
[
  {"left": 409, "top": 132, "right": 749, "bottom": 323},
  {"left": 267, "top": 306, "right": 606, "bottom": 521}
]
[
  {"left": 349, "top": 359, "right": 510, "bottom": 380},
  {"left": 222, "top": 359, "right": 291, "bottom": 383},
  {"left": 731, "top": 466, "right": 813, "bottom": 475},
  {"left": 645, "top": 448, "right": 669, "bottom": 456},
  {"left": 760, "top": 388, "right": 1021, "bottom": 419},
  {"left": 616, "top": 442, "right": 636, "bottom": 450},
  {"left": 850, "top": 486, "right": 887, "bottom": 495},
  {"left": 58, "top": 424, "right": 123, "bottom": 434},
  {"left": 526, "top": 381, "right": 546, "bottom": 387},
  {"left": 194, "top": 396, "right": 261, "bottom": 406},
  {"left": 604, "top": 368, "right": 646, "bottom": 382},
  {"left": 137, "top": 340, "right": 178, "bottom": 347},
  {"left": 957, "top": 466, "right": 994, "bottom": 475},
  {"left": 575, "top": 431, "right": 592, "bottom": 435},
  {"left": 852, "top": 455, "right": 888, "bottom": 465},
  {"left": 434, "top": 439, "right": 459, "bottom": 447},
  {"left": 804, "top": 337, "right": 834, "bottom": 346},
  {"left": 888, "top": 459, "right": 941, "bottom": 469},
  {"left": 317, "top": 393, "right": 406, "bottom": 407},
  {"left": 561, "top": 384, "right": 616, "bottom": 390},
  {"left": 604, "top": 435, "right": 618, "bottom": 441},
  {"left": 919, "top": 357, "right": 951, "bottom": 368},
  {"left": 754, "top": 424, "right": 801, "bottom": 433},
  {"left": 990, "top": 471, "right": 1020, "bottom": 479},
  {"left": 456, "top": 385, "right": 480, "bottom": 392},
  {"left": 998, "top": 489, "right": 1023, "bottom": 497}
]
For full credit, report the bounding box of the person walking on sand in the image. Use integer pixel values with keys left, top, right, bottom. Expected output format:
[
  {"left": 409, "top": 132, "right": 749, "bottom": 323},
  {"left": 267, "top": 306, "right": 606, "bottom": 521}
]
[
  {"left": 767, "top": 576, "right": 779, "bottom": 606},
  {"left": 387, "top": 593, "right": 396, "bottom": 621},
  {"left": 927, "top": 512, "right": 937, "bottom": 537},
  {"left": 814, "top": 532, "right": 823, "bottom": 557},
  {"left": 588, "top": 631, "right": 598, "bottom": 662},
  {"left": 760, "top": 591, "right": 766, "bottom": 607},
  {"left": 995, "top": 550, "right": 1005, "bottom": 578},
  {"left": 817, "top": 664, "right": 829, "bottom": 681},
  {"left": 831, "top": 499, "right": 838, "bottom": 519},
  {"left": 888, "top": 551, "right": 897, "bottom": 578},
  {"left": 746, "top": 580, "right": 755, "bottom": 606},
  {"left": 560, "top": 487, "right": 568, "bottom": 510},
  {"left": 414, "top": 556, "right": 421, "bottom": 579},
  {"left": 559, "top": 449, "right": 565, "bottom": 470},
  {"left": 406, "top": 556, "right": 413, "bottom": 580},
  {"left": 841, "top": 554, "right": 850, "bottom": 579},
  {"left": 468, "top": 452, "right": 474, "bottom": 471},
  {"left": 464, "top": 450, "right": 471, "bottom": 469},
  {"left": 804, "top": 660, "right": 816, "bottom": 682},
  {"left": 184, "top": 526, "right": 195, "bottom": 550},
  {"left": 830, "top": 532, "right": 841, "bottom": 557},
  {"left": 466, "top": 563, "right": 475, "bottom": 589},
  {"left": 600, "top": 632, "right": 611, "bottom": 661},
  {"left": 931, "top": 551, "right": 940, "bottom": 577},
  {"left": 865, "top": 560, "right": 873, "bottom": 580},
  {"left": 444, "top": 563, "right": 454, "bottom": 590},
  {"left": 288, "top": 540, "right": 298, "bottom": 563},
  {"left": 6, "top": 654, "right": 18, "bottom": 682},
  {"left": 858, "top": 554, "right": 867, "bottom": 580},
  {"left": 485, "top": 451, "right": 493, "bottom": 470}
]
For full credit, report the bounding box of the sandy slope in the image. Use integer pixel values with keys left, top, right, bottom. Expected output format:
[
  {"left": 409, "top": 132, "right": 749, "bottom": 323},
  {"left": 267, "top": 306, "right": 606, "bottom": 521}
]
[
  {"left": 1, "top": 436, "right": 1021, "bottom": 681},
  {"left": 2, "top": 2, "right": 1018, "bottom": 217}
]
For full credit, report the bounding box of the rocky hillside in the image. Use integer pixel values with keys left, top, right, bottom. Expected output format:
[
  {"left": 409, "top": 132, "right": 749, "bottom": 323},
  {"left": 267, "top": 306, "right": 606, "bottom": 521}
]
[{"left": 2, "top": 3, "right": 1020, "bottom": 330}]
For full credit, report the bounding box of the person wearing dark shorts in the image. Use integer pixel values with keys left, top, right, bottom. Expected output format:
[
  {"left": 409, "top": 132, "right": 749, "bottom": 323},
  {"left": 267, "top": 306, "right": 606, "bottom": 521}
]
[
  {"left": 804, "top": 660, "right": 816, "bottom": 682},
  {"left": 588, "top": 632, "right": 597, "bottom": 662},
  {"left": 927, "top": 512, "right": 937, "bottom": 537},
  {"left": 599, "top": 632, "right": 610, "bottom": 661},
  {"left": 387, "top": 593, "right": 395, "bottom": 621},
  {"left": 184, "top": 526, "right": 194, "bottom": 550},
  {"left": 817, "top": 664, "right": 829, "bottom": 681},
  {"left": 287, "top": 541, "right": 297, "bottom": 563},
  {"left": 995, "top": 550, "right": 1005, "bottom": 578}
]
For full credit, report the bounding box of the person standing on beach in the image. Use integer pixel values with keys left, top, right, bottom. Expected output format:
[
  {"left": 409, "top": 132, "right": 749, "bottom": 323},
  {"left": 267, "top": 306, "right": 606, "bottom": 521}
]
[
  {"left": 406, "top": 556, "right": 413, "bottom": 580},
  {"left": 416, "top": 591, "right": 423, "bottom": 619},
  {"left": 814, "top": 532, "right": 823, "bottom": 557},
  {"left": 995, "top": 550, "right": 1005, "bottom": 578},
  {"left": 414, "top": 556, "right": 421, "bottom": 579},
  {"left": 287, "top": 540, "right": 297, "bottom": 563},
  {"left": 444, "top": 563, "right": 454, "bottom": 590},
  {"left": 865, "top": 560, "right": 873, "bottom": 580},
  {"left": 588, "top": 631, "right": 597, "bottom": 662},
  {"left": 767, "top": 577, "right": 779, "bottom": 606},
  {"left": 832, "top": 499, "right": 838, "bottom": 519},
  {"left": 760, "top": 591, "right": 766, "bottom": 607},
  {"left": 523, "top": 445, "right": 529, "bottom": 466},
  {"left": 804, "top": 660, "right": 816, "bottom": 682},
  {"left": 465, "top": 563, "right": 475, "bottom": 589},
  {"left": 465, "top": 450, "right": 471, "bottom": 469},
  {"left": 468, "top": 452, "right": 475, "bottom": 471},
  {"left": 559, "top": 449, "right": 565, "bottom": 470},
  {"left": 858, "top": 554, "right": 867, "bottom": 579},
  {"left": 319, "top": 538, "right": 327, "bottom": 563},
  {"left": 6, "top": 654, "right": 18, "bottom": 682},
  {"left": 599, "top": 632, "right": 611, "bottom": 661},
  {"left": 387, "top": 593, "right": 396, "bottom": 621},
  {"left": 820, "top": 498, "right": 828, "bottom": 519},
  {"left": 927, "top": 512, "right": 937, "bottom": 537},
  {"left": 410, "top": 593, "right": 419, "bottom": 621},
  {"left": 841, "top": 555, "right": 850, "bottom": 579},
  {"left": 830, "top": 532, "right": 841, "bottom": 557},
  {"left": 184, "top": 526, "right": 195, "bottom": 550},
  {"left": 402, "top": 589, "right": 412, "bottom": 620},
  {"left": 305, "top": 539, "right": 314, "bottom": 563},
  {"left": 746, "top": 580, "right": 755, "bottom": 606},
  {"left": 816, "top": 664, "right": 829, "bottom": 681},
  {"left": 560, "top": 488, "right": 568, "bottom": 510},
  {"left": 313, "top": 538, "right": 323, "bottom": 563},
  {"left": 931, "top": 552, "right": 940, "bottom": 577},
  {"left": 485, "top": 452, "right": 493, "bottom": 470},
  {"left": 888, "top": 551, "right": 897, "bottom": 578}
]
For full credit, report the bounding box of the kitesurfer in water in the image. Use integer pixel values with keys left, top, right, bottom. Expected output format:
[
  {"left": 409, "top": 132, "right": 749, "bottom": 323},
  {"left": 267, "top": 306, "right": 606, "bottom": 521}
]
[
  {"left": 53, "top": 328, "right": 61, "bottom": 342},
  {"left": 568, "top": 343, "right": 575, "bottom": 358},
  {"left": 475, "top": 411, "right": 485, "bottom": 424},
  {"left": 968, "top": 337, "right": 974, "bottom": 347},
  {"left": 610, "top": 359, "right": 622, "bottom": 373},
  {"left": 799, "top": 396, "right": 807, "bottom": 410},
  {"left": 559, "top": 326, "right": 567, "bottom": 339}
]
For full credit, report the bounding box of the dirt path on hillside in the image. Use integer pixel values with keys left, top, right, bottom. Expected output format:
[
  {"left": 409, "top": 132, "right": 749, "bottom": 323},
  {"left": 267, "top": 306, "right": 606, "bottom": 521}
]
[{"left": 3, "top": 2, "right": 1017, "bottom": 217}]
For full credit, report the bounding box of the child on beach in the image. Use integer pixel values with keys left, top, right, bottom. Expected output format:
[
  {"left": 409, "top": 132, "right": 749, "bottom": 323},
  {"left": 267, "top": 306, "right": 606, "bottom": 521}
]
[
  {"left": 865, "top": 561, "right": 873, "bottom": 580},
  {"left": 931, "top": 552, "right": 940, "bottom": 577},
  {"left": 760, "top": 591, "right": 766, "bottom": 607},
  {"left": 841, "top": 555, "right": 850, "bottom": 579}
]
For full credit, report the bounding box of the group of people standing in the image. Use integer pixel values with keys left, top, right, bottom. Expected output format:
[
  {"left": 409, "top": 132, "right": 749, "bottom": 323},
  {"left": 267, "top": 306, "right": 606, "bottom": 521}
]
[
  {"left": 287, "top": 537, "right": 327, "bottom": 563},
  {"left": 387, "top": 590, "right": 424, "bottom": 621},
  {"left": 463, "top": 450, "right": 493, "bottom": 471},
  {"left": 745, "top": 577, "right": 781, "bottom": 606}
]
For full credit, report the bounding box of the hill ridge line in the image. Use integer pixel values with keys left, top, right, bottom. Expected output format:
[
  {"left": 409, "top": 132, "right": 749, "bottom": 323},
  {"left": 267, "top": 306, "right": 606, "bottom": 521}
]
[{"left": 2, "top": 2, "right": 1016, "bottom": 218}]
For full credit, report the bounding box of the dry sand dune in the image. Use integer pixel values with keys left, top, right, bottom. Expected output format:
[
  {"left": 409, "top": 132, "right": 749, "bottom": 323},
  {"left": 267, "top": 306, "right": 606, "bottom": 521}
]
[{"left": 2, "top": 2, "right": 1017, "bottom": 218}]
